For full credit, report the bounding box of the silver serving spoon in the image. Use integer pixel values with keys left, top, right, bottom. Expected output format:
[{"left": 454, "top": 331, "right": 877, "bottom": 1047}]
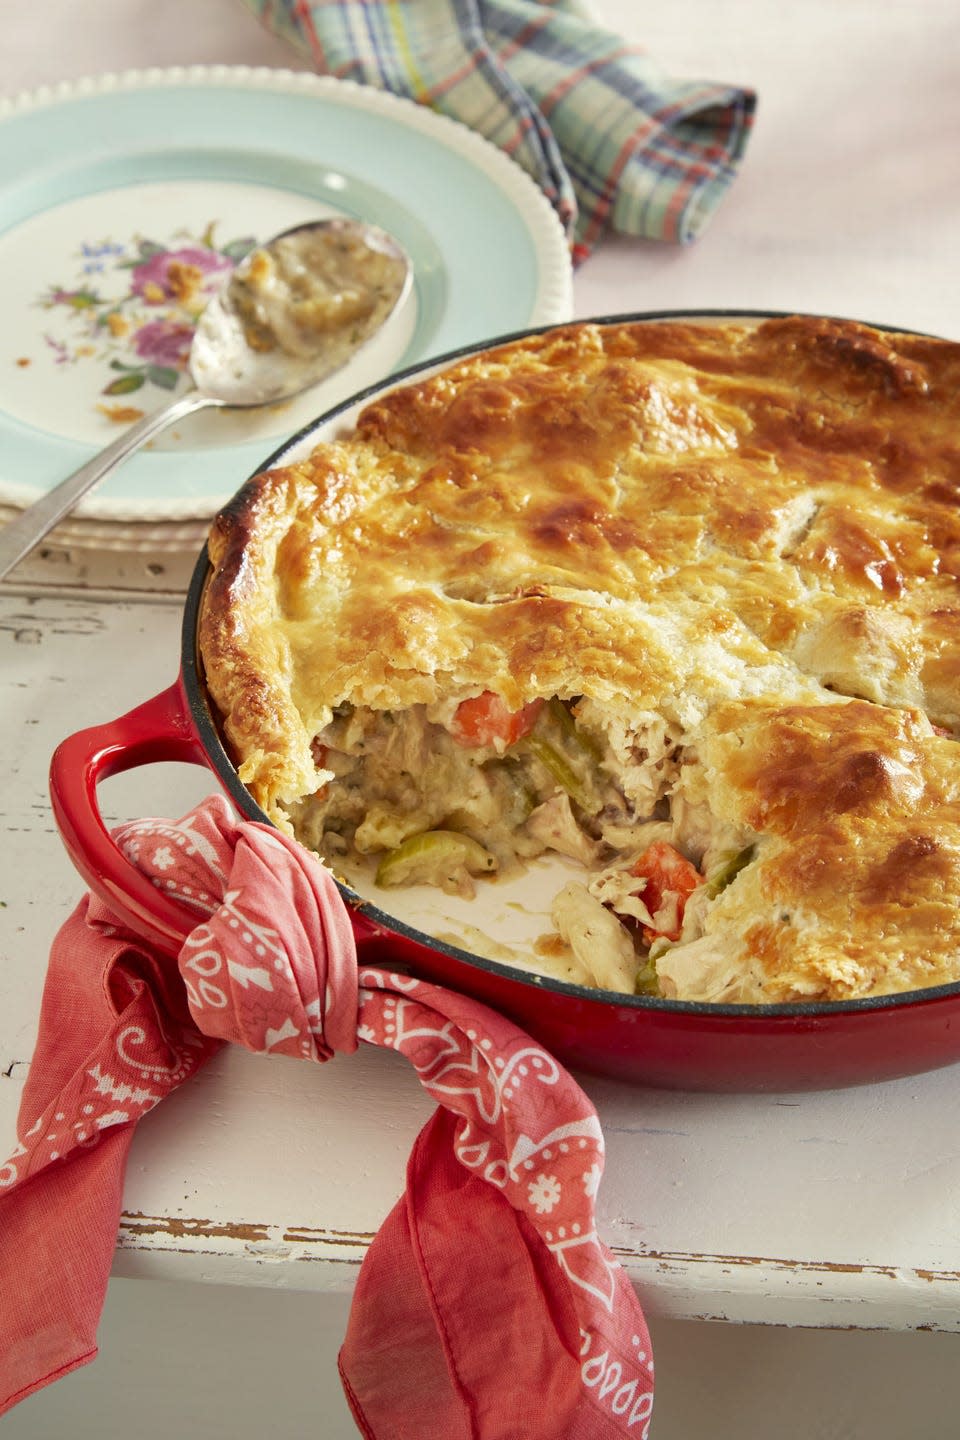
[{"left": 0, "top": 219, "right": 411, "bottom": 581}]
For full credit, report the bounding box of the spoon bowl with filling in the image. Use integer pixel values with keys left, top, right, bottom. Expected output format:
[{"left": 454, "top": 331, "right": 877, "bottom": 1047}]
[{"left": 0, "top": 218, "right": 411, "bottom": 580}]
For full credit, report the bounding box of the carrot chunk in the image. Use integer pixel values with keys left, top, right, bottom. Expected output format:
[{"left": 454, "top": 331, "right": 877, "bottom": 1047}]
[
  {"left": 450, "top": 692, "right": 544, "bottom": 749},
  {"left": 631, "top": 840, "right": 703, "bottom": 943}
]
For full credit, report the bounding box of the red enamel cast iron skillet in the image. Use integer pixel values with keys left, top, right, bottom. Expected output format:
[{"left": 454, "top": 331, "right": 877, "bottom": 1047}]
[{"left": 48, "top": 312, "right": 960, "bottom": 1093}]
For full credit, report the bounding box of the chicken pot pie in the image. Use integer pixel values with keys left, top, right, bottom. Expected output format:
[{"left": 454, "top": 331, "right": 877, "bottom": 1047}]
[{"left": 199, "top": 315, "right": 960, "bottom": 1005}]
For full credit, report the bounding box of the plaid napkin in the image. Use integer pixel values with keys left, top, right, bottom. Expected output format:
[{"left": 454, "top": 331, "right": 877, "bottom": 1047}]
[
  {"left": 0, "top": 795, "right": 654, "bottom": 1437},
  {"left": 241, "top": 0, "right": 756, "bottom": 260}
]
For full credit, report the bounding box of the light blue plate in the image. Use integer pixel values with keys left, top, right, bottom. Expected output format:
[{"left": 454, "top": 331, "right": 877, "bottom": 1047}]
[{"left": 0, "top": 68, "right": 572, "bottom": 521}]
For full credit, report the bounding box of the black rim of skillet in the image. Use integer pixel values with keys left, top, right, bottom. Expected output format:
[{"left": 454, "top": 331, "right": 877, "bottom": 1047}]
[{"left": 180, "top": 308, "right": 960, "bottom": 1020}]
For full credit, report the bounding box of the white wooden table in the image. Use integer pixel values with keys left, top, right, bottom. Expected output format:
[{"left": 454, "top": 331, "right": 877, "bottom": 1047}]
[{"left": 3, "top": 3, "right": 960, "bottom": 1436}]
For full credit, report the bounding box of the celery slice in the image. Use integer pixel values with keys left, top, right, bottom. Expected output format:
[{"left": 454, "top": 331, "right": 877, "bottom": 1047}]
[
  {"left": 525, "top": 734, "right": 596, "bottom": 812},
  {"left": 547, "top": 698, "right": 604, "bottom": 762},
  {"left": 524, "top": 699, "right": 605, "bottom": 814},
  {"left": 375, "top": 830, "right": 498, "bottom": 890},
  {"left": 705, "top": 844, "right": 756, "bottom": 899}
]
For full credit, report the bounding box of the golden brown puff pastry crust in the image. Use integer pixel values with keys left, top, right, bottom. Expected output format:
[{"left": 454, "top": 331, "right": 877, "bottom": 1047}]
[
  {"left": 669, "top": 699, "right": 960, "bottom": 1002},
  {"left": 199, "top": 315, "right": 960, "bottom": 1002}
]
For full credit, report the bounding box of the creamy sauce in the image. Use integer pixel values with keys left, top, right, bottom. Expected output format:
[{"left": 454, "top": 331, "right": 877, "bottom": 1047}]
[
  {"left": 187, "top": 220, "right": 411, "bottom": 407},
  {"left": 229, "top": 225, "right": 409, "bottom": 367}
]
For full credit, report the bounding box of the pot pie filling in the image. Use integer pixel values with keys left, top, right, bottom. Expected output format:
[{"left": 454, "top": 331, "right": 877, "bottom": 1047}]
[{"left": 199, "top": 316, "right": 960, "bottom": 1006}]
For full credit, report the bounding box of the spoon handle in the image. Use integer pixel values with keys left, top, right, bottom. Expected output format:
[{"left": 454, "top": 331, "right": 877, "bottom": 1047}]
[{"left": 0, "top": 387, "right": 215, "bottom": 582}]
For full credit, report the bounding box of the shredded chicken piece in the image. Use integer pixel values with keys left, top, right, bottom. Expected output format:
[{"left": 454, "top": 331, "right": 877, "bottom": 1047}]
[
  {"left": 524, "top": 793, "right": 600, "bottom": 864},
  {"left": 551, "top": 882, "right": 638, "bottom": 994}
]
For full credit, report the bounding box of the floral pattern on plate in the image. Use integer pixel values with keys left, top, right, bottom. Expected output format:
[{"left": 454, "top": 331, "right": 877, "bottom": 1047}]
[{"left": 37, "top": 224, "right": 256, "bottom": 420}]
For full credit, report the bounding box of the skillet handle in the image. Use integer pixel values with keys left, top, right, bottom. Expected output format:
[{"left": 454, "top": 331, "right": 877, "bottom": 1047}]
[{"left": 49, "top": 680, "right": 210, "bottom": 957}]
